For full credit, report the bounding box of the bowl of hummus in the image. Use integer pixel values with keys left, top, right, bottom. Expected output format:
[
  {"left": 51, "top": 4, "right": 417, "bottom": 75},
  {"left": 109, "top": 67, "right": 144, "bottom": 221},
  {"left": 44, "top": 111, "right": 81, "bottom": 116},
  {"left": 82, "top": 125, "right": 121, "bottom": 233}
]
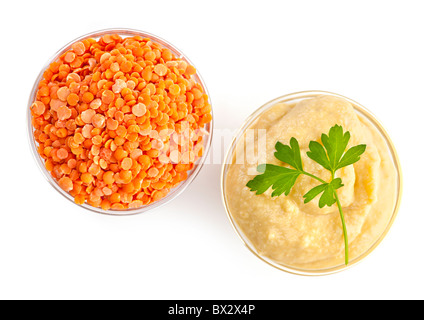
[{"left": 221, "top": 91, "right": 402, "bottom": 275}]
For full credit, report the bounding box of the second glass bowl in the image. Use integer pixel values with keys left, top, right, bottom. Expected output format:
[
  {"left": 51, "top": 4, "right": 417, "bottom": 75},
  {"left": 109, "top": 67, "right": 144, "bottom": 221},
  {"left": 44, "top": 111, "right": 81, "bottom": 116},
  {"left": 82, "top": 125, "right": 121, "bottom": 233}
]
[{"left": 221, "top": 90, "right": 402, "bottom": 275}]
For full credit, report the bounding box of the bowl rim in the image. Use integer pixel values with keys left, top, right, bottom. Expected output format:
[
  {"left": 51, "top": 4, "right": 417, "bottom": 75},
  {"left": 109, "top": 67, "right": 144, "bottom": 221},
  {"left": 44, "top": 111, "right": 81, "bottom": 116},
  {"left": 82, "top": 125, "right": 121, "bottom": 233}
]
[
  {"left": 220, "top": 90, "right": 403, "bottom": 276},
  {"left": 27, "top": 28, "right": 214, "bottom": 216}
]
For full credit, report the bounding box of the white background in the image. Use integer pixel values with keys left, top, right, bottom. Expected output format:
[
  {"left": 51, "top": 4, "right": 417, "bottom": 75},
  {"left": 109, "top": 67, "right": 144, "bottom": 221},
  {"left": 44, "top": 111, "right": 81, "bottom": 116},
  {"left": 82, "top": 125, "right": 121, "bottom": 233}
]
[{"left": 1, "top": 0, "right": 423, "bottom": 300}]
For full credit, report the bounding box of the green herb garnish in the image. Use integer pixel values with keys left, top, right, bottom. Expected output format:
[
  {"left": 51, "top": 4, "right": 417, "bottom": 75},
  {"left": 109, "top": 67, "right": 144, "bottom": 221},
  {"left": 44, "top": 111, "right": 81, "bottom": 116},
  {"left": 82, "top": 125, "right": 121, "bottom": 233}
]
[{"left": 246, "top": 125, "right": 366, "bottom": 265}]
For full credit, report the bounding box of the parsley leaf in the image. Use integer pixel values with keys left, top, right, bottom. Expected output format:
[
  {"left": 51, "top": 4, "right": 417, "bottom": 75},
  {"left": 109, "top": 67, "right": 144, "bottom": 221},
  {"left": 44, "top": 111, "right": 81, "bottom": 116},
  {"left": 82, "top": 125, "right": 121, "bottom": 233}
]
[
  {"left": 247, "top": 137, "right": 305, "bottom": 197},
  {"left": 303, "top": 178, "right": 344, "bottom": 208},
  {"left": 274, "top": 138, "right": 303, "bottom": 171},
  {"left": 336, "top": 144, "right": 367, "bottom": 170},
  {"left": 306, "top": 141, "right": 331, "bottom": 171},
  {"left": 246, "top": 164, "right": 301, "bottom": 197},
  {"left": 320, "top": 124, "right": 350, "bottom": 173}
]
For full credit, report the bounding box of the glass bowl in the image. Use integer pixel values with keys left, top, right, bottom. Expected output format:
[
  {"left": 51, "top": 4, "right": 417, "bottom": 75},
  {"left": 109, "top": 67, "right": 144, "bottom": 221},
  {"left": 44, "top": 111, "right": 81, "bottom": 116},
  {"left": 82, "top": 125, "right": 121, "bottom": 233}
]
[
  {"left": 221, "top": 90, "right": 402, "bottom": 275},
  {"left": 27, "top": 28, "right": 213, "bottom": 216}
]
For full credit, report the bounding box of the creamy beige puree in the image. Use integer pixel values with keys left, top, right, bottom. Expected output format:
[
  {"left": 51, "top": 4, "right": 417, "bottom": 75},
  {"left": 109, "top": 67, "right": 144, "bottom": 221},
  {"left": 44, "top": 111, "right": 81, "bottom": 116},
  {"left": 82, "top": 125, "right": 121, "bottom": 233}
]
[{"left": 225, "top": 95, "right": 396, "bottom": 269}]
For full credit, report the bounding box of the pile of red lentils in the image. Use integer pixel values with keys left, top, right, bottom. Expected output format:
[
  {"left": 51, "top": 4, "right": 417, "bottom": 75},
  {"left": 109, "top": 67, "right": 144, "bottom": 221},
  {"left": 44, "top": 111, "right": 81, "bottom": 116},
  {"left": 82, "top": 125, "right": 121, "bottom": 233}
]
[{"left": 30, "top": 34, "right": 212, "bottom": 211}]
